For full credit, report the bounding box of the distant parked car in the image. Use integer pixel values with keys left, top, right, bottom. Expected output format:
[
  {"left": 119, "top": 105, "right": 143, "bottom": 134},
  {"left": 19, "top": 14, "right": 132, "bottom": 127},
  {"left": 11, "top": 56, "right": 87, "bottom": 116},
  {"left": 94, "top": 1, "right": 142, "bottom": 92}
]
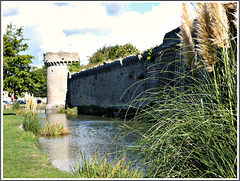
[
  {"left": 3, "top": 101, "right": 10, "bottom": 110},
  {"left": 3, "top": 101, "right": 8, "bottom": 105},
  {"left": 10, "top": 101, "right": 16, "bottom": 105},
  {"left": 37, "top": 100, "right": 42, "bottom": 104},
  {"left": 18, "top": 100, "right": 26, "bottom": 104}
]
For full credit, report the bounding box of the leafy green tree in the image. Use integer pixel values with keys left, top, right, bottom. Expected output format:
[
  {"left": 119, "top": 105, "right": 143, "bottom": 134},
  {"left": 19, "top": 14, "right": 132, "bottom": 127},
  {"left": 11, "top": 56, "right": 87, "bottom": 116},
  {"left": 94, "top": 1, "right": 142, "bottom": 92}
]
[
  {"left": 89, "top": 51, "right": 106, "bottom": 64},
  {"left": 29, "top": 66, "right": 47, "bottom": 97},
  {"left": 3, "top": 23, "right": 35, "bottom": 99},
  {"left": 121, "top": 43, "right": 140, "bottom": 57},
  {"left": 89, "top": 43, "right": 140, "bottom": 65}
]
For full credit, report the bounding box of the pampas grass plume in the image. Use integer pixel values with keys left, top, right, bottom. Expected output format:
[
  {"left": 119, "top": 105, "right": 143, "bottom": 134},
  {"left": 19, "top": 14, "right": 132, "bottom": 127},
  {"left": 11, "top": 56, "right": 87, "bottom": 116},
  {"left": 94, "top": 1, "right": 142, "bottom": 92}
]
[
  {"left": 196, "top": 2, "right": 216, "bottom": 72},
  {"left": 208, "top": 3, "right": 230, "bottom": 48},
  {"left": 24, "top": 92, "right": 37, "bottom": 114},
  {"left": 178, "top": 2, "right": 197, "bottom": 69}
]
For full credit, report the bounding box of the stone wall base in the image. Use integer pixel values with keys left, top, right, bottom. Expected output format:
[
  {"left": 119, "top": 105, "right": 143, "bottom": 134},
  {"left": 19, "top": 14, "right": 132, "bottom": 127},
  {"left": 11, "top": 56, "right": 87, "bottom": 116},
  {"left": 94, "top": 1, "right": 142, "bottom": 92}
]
[
  {"left": 46, "top": 104, "right": 65, "bottom": 113},
  {"left": 76, "top": 105, "right": 137, "bottom": 118}
]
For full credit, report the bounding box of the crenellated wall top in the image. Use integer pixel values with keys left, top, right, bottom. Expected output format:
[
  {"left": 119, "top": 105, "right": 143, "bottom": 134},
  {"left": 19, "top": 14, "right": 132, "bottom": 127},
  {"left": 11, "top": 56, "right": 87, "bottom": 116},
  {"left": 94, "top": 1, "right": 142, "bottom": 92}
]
[
  {"left": 71, "top": 54, "right": 143, "bottom": 79},
  {"left": 44, "top": 52, "right": 79, "bottom": 66},
  {"left": 70, "top": 27, "right": 180, "bottom": 80}
]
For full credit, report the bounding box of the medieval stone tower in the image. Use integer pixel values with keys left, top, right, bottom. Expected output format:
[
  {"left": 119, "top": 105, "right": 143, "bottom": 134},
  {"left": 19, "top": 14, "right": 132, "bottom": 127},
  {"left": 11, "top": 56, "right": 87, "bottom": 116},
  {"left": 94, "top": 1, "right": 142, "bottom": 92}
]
[{"left": 43, "top": 52, "right": 79, "bottom": 113}]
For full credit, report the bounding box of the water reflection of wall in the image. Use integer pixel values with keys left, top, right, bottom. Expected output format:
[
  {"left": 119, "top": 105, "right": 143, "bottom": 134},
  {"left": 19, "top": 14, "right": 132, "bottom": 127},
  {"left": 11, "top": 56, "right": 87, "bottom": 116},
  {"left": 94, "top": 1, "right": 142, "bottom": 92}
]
[
  {"left": 38, "top": 114, "right": 138, "bottom": 173},
  {"left": 39, "top": 113, "right": 71, "bottom": 172},
  {"left": 39, "top": 136, "right": 71, "bottom": 172},
  {"left": 46, "top": 113, "right": 69, "bottom": 127}
]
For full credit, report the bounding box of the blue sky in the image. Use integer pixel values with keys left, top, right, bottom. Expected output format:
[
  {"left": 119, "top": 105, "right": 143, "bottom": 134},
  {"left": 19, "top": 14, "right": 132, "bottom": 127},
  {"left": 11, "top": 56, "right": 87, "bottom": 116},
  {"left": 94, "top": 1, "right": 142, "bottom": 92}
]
[
  {"left": 2, "top": 1, "right": 185, "bottom": 67},
  {"left": 127, "top": 2, "right": 161, "bottom": 14}
]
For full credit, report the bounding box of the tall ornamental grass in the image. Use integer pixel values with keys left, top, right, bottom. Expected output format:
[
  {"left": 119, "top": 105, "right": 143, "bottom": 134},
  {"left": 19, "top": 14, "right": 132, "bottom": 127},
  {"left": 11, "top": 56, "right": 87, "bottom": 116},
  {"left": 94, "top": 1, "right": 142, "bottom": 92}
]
[
  {"left": 23, "top": 93, "right": 41, "bottom": 136},
  {"left": 123, "top": 2, "right": 237, "bottom": 178},
  {"left": 71, "top": 150, "right": 143, "bottom": 178},
  {"left": 23, "top": 93, "right": 71, "bottom": 136}
]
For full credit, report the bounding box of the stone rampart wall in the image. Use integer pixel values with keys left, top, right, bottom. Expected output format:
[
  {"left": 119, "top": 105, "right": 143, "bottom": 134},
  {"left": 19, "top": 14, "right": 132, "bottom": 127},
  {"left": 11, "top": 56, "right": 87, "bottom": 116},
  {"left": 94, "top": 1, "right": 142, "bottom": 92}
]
[{"left": 66, "top": 27, "right": 183, "bottom": 113}]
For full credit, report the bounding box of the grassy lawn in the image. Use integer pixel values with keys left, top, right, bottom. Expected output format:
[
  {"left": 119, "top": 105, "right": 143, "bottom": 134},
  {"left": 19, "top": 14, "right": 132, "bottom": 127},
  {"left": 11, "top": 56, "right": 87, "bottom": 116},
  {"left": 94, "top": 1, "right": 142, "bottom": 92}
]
[{"left": 2, "top": 110, "right": 77, "bottom": 178}]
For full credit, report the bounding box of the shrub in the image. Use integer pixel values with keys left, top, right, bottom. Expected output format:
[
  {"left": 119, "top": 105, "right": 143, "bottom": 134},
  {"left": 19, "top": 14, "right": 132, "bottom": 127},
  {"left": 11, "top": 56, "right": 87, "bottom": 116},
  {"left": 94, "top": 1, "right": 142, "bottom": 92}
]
[
  {"left": 58, "top": 108, "right": 66, "bottom": 113},
  {"left": 68, "top": 62, "right": 81, "bottom": 73},
  {"left": 23, "top": 111, "right": 41, "bottom": 136},
  {"left": 59, "top": 106, "right": 78, "bottom": 115},
  {"left": 12, "top": 101, "right": 20, "bottom": 110}
]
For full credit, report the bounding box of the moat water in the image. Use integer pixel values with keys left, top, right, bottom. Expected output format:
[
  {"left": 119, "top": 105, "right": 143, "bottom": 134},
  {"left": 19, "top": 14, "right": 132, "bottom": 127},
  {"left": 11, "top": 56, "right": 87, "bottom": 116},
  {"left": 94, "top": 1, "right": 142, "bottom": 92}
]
[{"left": 38, "top": 113, "right": 137, "bottom": 173}]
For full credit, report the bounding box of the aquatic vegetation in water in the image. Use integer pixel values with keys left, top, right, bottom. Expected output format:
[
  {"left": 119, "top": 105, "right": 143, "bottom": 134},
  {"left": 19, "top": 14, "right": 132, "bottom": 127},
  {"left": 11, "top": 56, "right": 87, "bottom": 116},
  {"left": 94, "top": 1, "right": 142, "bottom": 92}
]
[
  {"left": 41, "top": 121, "right": 71, "bottom": 136},
  {"left": 59, "top": 106, "right": 78, "bottom": 115}
]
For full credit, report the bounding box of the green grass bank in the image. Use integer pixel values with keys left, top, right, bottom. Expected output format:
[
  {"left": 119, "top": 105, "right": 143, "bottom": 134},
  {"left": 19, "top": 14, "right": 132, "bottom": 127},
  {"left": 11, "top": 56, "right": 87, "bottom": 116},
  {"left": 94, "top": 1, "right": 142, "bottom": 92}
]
[
  {"left": 3, "top": 110, "right": 77, "bottom": 178},
  {"left": 3, "top": 110, "right": 143, "bottom": 178}
]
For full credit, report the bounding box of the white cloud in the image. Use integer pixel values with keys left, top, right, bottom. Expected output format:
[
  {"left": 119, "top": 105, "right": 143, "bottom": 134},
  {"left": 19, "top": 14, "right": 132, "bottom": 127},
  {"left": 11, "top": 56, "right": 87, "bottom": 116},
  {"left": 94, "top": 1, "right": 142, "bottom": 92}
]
[{"left": 2, "top": 1, "right": 185, "bottom": 66}]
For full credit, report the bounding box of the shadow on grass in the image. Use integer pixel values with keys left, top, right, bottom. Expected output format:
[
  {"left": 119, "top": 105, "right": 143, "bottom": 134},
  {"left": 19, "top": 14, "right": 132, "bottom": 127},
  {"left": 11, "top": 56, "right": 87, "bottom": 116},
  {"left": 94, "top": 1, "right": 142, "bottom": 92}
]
[{"left": 3, "top": 113, "right": 17, "bottom": 115}]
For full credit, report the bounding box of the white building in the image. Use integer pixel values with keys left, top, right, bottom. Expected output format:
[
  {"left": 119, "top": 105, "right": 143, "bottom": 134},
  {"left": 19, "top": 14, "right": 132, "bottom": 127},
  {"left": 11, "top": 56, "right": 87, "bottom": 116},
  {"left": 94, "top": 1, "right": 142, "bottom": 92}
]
[{"left": 3, "top": 91, "right": 12, "bottom": 102}]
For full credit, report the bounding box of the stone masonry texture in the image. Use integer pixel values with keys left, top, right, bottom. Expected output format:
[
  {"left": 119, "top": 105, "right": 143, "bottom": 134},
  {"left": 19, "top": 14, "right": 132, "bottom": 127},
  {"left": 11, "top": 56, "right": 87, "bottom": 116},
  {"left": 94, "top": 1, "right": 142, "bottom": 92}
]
[
  {"left": 65, "top": 27, "right": 184, "bottom": 114},
  {"left": 44, "top": 52, "right": 79, "bottom": 113}
]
